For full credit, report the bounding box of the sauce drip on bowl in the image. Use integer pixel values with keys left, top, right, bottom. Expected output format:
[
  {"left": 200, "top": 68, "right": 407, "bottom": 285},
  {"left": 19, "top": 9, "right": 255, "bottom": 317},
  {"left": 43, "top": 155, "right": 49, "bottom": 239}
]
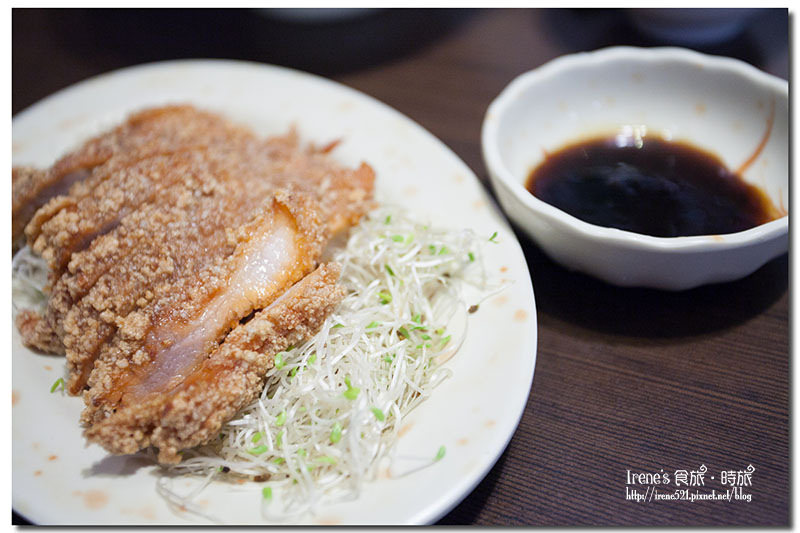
[{"left": 526, "top": 135, "right": 779, "bottom": 238}]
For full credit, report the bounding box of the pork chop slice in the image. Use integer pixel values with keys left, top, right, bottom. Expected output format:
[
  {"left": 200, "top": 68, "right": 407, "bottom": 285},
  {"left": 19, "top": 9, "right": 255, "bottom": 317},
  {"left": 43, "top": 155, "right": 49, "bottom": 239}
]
[{"left": 84, "top": 262, "right": 344, "bottom": 463}]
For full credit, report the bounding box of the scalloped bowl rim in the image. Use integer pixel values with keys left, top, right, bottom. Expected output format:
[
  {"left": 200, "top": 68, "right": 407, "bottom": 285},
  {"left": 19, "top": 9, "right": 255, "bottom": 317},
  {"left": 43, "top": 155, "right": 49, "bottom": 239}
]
[{"left": 482, "top": 46, "right": 788, "bottom": 253}]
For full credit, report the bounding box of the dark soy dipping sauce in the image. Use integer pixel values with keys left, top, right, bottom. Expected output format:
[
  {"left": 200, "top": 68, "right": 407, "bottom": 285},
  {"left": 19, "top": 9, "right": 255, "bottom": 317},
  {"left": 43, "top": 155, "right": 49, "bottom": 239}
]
[{"left": 526, "top": 136, "right": 778, "bottom": 238}]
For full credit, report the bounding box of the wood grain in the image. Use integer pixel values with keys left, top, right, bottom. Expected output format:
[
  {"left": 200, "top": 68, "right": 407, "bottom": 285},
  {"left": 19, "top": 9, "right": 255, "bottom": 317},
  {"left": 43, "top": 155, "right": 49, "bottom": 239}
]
[{"left": 12, "top": 8, "right": 789, "bottom": 526}]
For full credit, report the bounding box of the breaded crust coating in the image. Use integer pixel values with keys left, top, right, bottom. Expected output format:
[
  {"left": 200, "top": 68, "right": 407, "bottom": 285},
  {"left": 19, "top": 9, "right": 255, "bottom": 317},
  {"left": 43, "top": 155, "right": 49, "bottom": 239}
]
[
  {"left": 20, "top": 105, "right": 255, "bottom": 248},
  {"left": 15, "top": 309, "right": 63, "bottom": 354},
  {"left": 12, "top": 166, "right": 57, "bottom": 253}
]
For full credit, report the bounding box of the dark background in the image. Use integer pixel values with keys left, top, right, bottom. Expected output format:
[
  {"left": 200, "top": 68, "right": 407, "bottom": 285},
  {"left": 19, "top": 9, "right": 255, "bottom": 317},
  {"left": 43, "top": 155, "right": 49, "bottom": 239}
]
[{"left": 12, "top": 8, "right": 789, "bottom": 526}]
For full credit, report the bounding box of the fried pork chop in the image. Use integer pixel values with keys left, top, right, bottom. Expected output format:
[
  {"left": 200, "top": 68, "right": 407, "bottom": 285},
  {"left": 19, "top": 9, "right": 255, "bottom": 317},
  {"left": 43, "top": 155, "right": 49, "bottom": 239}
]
[{"left": 12, "top": 106, "right": 374, "bottom": 463}]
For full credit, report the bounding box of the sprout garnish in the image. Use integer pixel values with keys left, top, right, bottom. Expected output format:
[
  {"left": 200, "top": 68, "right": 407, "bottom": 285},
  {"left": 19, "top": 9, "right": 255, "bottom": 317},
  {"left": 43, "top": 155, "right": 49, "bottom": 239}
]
[{"left": 156, "top": 206, "right": 495, "bottom": 519}]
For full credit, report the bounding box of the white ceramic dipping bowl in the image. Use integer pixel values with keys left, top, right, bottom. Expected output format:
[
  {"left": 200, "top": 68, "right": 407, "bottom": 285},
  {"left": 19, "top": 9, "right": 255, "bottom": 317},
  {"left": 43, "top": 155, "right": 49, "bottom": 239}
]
[{"left": 482, "top": 46, "right": 788, "bottom": 290}]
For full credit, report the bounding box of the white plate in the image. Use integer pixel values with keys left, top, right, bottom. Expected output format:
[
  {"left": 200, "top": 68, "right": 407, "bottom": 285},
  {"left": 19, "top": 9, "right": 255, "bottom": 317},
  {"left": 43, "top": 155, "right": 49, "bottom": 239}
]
[{"left": 12, "top": 60, "right": 537, "bottom": 525}]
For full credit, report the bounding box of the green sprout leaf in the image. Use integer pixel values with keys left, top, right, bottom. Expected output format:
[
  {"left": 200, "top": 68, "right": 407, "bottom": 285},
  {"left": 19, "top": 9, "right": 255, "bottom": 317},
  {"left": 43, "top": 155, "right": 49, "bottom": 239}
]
[
  {"left": 434, "top": 445, "right": 447, "bottom": 461},
  {"left": 50, "top": 377, "right": 65, "bottom": 393},
  {"left": 330, "top": 422, "right": 343, "bottom": 444},
  {"left": 378, "top": 291, "right": 392, "bottom": 304},
  {"left": 343, "top": 376, "right": 360, "bottom": 400},
  {"left": 248, "top": 445, "right": 268, "bottom": 455}
]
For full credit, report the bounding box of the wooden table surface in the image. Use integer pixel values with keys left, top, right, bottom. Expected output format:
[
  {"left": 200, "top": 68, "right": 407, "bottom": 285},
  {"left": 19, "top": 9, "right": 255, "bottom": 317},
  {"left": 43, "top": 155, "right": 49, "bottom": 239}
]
[{"left": 12, "top": 8, "right": 789, "bottom": 526}]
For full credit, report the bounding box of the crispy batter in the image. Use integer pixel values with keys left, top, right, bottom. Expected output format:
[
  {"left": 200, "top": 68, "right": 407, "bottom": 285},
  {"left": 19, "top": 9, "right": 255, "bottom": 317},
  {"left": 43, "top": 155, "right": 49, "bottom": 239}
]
[
  {"left": 15, "top": 309, "right": 63, "bottom": 354},
  {"left": 275, "top": 148, "right": 376, "bottom": 234},
  {"left": 20, "top": 106, "right": 255, "bottom": 248},
  {"left": 12, "top": 166, "right": 60, "bottom": 253},
  {"left": 33, "top": 149, "right": 226, "bottom": 275},
  {"left": 84, "top": 263, "right": 344, "bottom": 463}
]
